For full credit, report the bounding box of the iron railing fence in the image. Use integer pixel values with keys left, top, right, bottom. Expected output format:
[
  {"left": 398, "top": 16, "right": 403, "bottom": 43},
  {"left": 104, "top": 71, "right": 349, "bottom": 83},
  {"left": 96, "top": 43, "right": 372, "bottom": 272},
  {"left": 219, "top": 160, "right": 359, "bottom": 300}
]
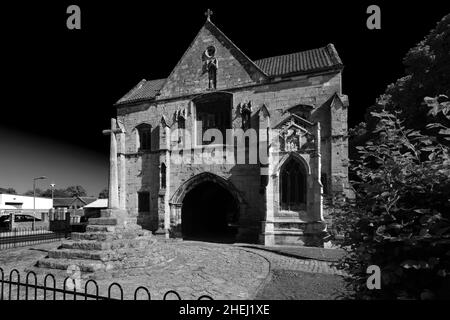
[
  {"left": 0, "top": 268, "right": 213, "bottom": 300},
  {"left": 0, "top": 226, "right": 70, "bottom": 250}
]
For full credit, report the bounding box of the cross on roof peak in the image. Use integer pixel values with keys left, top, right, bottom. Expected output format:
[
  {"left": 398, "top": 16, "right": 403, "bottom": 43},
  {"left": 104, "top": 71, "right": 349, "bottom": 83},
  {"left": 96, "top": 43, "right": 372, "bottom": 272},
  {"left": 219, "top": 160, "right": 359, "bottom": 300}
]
[{"left": 205, "top": 9, "right": 213, "bottom": 21}]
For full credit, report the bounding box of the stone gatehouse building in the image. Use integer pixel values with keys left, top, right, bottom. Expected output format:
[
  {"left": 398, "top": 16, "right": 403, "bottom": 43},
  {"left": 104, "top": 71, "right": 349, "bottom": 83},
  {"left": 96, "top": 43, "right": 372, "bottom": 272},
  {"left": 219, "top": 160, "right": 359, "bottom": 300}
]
[{"left": 113, "top": 14, "right": 351, "bottom": 246}]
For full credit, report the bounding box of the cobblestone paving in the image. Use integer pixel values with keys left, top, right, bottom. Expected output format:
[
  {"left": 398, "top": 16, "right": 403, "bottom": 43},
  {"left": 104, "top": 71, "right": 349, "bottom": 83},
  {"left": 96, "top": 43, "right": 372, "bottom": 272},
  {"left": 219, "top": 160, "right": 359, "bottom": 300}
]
[
  {"left": 102, "top": 241, "right": 271, "bottom": 300},
  {"left": 237, "top": 247, "right": 347, "bottom": 276},
  {"left": 0, "top": 241, "right": 270, "bottom": 300},
  {"left": 0, "top": 240, "right": 347, "bottom": 300}
]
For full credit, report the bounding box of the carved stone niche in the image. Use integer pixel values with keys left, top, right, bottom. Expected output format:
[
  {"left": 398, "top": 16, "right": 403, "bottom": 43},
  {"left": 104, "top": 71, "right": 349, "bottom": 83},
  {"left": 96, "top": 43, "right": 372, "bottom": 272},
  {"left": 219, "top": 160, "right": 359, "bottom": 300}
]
[
  {"left": 279, "top": 126, "right": 313, "bottom": 152},
  {"left": 202, "top": 45, "right": 218, "bottom": 90},
  {"left": 275, "top": 113, "right": 315, "bottom": 153},
  {"left": 239, "top": 101, "right": 252, "bottom": 130},
  {"left": 284, "top": 104, "right": 314, "bottom": 120}
]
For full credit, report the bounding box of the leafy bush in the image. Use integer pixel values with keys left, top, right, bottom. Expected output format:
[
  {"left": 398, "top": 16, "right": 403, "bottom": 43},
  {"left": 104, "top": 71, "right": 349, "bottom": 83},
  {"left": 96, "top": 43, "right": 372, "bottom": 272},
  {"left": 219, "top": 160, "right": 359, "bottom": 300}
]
[{"left": 333, "top": 99, "right": 450, "bottom": 299}]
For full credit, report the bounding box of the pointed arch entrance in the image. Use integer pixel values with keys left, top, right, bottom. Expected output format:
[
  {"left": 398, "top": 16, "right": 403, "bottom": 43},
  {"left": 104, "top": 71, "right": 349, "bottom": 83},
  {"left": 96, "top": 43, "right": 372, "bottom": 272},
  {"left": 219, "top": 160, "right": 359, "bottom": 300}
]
[{"left": 170, "top": 172, "right": 243, "bottom": 242}]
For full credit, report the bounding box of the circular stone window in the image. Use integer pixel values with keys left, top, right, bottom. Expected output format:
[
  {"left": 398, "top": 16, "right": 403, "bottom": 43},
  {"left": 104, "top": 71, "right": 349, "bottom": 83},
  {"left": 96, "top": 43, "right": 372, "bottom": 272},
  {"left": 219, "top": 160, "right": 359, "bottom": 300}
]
[{"left": 205, "top": 45, "right": 216, "bottom": 58}]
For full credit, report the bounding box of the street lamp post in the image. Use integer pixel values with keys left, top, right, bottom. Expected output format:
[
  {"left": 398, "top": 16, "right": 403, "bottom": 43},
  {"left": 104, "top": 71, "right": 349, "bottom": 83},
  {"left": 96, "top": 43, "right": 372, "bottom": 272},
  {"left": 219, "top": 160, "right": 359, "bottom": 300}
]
[
  {"left": 50, "top": 183, "right": 56, "bottom": 208},
  {"left": 33, "top": 176, "right": 47, "bottom": 230}
]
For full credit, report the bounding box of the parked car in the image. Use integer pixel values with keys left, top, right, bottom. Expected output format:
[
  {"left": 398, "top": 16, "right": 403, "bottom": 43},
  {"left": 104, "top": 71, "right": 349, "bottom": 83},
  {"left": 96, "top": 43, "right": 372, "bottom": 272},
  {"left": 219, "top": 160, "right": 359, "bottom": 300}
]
[{"left": 0, "top": 214, "right": 42, "bottom": 228}]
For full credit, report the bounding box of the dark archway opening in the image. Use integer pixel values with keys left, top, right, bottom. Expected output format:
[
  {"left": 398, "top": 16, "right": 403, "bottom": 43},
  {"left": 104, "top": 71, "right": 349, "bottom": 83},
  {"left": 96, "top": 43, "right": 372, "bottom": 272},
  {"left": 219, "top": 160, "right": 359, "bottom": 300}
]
[{"left": 181, "top": 181, "right": 238, "bottom": 243}]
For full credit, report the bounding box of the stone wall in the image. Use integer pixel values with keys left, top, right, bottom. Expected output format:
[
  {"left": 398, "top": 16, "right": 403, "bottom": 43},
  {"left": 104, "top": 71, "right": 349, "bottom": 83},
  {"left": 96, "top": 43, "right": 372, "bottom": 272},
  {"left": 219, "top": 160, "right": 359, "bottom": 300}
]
[
  {"left": 158, "top": 21, "right": 265, "bottom": 99},
  {"left": 117, "top": 63, "right": 348, "bottom": 238}
]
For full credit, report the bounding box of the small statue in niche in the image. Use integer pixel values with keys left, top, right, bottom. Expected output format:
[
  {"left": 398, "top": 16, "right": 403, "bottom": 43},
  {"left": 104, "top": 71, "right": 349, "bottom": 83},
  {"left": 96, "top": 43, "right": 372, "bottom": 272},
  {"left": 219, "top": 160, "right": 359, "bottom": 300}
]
[
  {"left": 240, "top": 101, "right": 252, "bottom": 130},
  {"left": 285, "top": 128, "right": 299, "bottom": 152},
  {"left": 302, "top": 132, "right": 315, "bottom": 150},
  {"left": 202, "top": 46, "right": 218, "bottom": 90}
]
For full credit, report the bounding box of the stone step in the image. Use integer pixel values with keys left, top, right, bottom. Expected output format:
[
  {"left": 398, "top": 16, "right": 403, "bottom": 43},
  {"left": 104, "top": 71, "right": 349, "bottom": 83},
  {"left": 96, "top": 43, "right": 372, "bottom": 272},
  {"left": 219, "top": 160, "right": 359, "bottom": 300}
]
[
  {"left": 71, "top": 229, "right": 152, "bottom": 242},
  {"left": 273, "top": 218, "right": 308, "bottom": 223},
  {"left": 85, "top": 225, "right": 117, "bottom": 233},
  {"left": 60, "top": 236, "right": 156, "bottom": 251},
  {"left": 24, "top": 265, "right": 92, "bottom": 280},
  {"left": 88, "top": 217, "right": 118, "bottom": 225},
  {"left": 85, "top": 223, "right": 145, "bottom": 233},
  {"left": 88, "top": 216, "right": 138, "bottom": 226},
  {"left": 48, "top": 249, "right": 119, "bottom": 262},
  {"left": 272, "top": 229, "right": 305, "bottom": 236},
  {"left": 37, "top": 258, "right": 113, "bottom": 273}
]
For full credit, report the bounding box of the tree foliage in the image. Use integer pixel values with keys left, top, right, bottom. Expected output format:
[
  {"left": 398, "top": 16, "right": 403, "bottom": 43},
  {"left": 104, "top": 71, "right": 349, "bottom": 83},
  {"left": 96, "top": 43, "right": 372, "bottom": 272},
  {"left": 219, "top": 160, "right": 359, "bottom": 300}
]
[
  {"left": 40, "top": 188, "right": 71, "bottom": 198},
  {"left": 0, "top": 187, "right": 17, "bottom": 194},
  {"left": 355, "top": 14, "right": 450, "bottom": 144},
  {"left": 64, "top": 185, "right": 87, "bottom": 197},
  {"left": 23, "top": 188, "right": 44, "bottom": 196},
  {"left": 333, "top": 102, "right": 450, "bottom": 299},
  {"left": 98, "top": 188, "right": 108, "bottom": 199},
  {"left": 23, "top": 185, "right": 88, "bottom": 198}
]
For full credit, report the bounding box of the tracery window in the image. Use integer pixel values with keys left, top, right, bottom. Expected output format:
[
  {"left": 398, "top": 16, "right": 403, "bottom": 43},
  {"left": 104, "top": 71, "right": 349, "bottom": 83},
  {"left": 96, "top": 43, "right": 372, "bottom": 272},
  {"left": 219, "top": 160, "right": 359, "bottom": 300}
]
[
  {"left": 280, "top": 158, "right": 306, "bottom": 210},
  {"left": 194, "top": 93, "right": 232, "bottom": 145}
]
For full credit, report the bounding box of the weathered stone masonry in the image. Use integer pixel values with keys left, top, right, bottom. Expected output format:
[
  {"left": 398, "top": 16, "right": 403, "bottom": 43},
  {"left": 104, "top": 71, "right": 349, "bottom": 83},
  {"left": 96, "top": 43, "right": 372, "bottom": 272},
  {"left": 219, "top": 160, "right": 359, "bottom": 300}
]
[{"left": 114, "top": 17, "right": 352, "bottom": 246}]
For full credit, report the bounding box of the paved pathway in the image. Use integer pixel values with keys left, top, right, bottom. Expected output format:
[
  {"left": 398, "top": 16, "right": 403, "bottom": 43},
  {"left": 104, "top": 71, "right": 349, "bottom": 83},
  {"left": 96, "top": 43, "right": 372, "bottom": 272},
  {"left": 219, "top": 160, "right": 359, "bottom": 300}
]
[
  {"left": 238, "top": 246, "right": 347, "bottom": 276},
  {"left": 0, "top": 240, "right": 347, "bottom": 300},
  {"left": 0, "top": 241, "right": 270, "bottom": 300}
]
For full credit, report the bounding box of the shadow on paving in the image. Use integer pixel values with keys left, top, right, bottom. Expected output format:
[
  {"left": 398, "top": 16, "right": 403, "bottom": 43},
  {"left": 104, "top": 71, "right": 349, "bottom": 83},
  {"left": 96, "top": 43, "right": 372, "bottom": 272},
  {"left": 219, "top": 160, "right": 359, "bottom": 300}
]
[
  {"left": 0, "top": 241, "right": 270, "bottom": 300},
  {"left": 235, "top": 244, "right": 346, "bottom": 262},
  {"left": 255, "top": 269, "right": 352, "bottom": 300}
]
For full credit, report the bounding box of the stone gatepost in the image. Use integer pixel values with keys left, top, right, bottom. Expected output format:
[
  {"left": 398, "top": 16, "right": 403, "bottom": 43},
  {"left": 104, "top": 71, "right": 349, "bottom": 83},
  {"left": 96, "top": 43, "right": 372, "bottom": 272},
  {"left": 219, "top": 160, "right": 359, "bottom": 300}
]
[
  {"left": 304, "top": 122, "right": 326, "bottom": 243},
  {"left": 259, "top": 107, "right": 275, "bottom": 246},
  {"left": 169, "top": 203, "right": 182, "bottom": 237},
  {"left": 94, "top": 118, "right": 132, "bottom": 225},
  {"left": 117, "top": 119, "right": 127, "bottom": 211},
  {"left": 156, "top": 116, "right": 171, "bottom": 238},
  {"left": 312, "top": 122, "right": 323, "bottom": 221}
]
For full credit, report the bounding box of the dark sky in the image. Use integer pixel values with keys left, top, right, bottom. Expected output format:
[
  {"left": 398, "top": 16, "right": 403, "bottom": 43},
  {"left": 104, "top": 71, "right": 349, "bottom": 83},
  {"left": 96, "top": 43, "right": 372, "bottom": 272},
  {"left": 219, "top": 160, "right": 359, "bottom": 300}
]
[{"left": 0, "top": 1, "right": 449, "bottom": 195}]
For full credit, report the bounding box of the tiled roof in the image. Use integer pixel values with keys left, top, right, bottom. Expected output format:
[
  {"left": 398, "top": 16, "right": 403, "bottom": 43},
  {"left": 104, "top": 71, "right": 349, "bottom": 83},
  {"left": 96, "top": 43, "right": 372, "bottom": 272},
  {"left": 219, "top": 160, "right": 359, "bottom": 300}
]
[
  {"left": 84, "top": 199, "right": 108, "bottom": 208},
  {"left": 116, "top": 78, "right": 166, "bottom": 105},
  {"left": 53, "top": 198, "right": 74, "bottom": 207},
  {"left": 79, "top": 197, "right": 97, "bottom": 206},
  {"left": 254, "top": 44, "right": 343, "bottom": 77},
  {"left": 115, "top": 44, "right": 342, "bottom": 105},
  {"left": 53, "top": 197, "right": 97, "bottom": 208}
]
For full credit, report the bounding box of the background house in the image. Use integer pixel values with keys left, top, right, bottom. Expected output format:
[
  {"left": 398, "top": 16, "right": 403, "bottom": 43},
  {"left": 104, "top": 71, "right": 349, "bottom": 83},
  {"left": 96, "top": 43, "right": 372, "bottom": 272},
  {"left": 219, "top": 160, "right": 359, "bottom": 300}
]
[
  {"left": 53, "top": 196, "right": 96, "bottom": 210},
  {"left": 83, "top": 199, "right": 108, "bottom": 221},
  {"left": 0, "top": 193, "right": 52, "bottom": 217}
]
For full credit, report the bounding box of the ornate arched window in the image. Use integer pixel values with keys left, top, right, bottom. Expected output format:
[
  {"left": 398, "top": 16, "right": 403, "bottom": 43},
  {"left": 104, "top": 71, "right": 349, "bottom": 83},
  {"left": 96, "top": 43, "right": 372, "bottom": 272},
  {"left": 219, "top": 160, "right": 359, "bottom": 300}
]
[
  {"left": 193, "top": 92, "right": 232, "bottom": 145},
  {"left": 136, "top": 124, "right": 152, "bottom": 151},
  {"left": 280, "top": 158, "right": 306, "bottom": 210}
]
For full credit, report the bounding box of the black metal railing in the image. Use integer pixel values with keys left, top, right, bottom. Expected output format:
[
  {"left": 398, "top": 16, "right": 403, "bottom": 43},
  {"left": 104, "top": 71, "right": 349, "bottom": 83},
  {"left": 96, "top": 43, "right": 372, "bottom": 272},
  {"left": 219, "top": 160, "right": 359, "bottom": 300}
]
[
  {"left": 0, "top": 268, "right": 213, "bottom": 300},
  {"left": 0, "top": 227, "right": 70, "bottom": 250}
]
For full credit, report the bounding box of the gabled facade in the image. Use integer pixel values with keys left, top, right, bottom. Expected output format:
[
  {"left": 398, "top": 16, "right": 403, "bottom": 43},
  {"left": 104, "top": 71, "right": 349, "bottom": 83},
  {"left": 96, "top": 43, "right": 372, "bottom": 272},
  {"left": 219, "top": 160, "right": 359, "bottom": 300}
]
[
  {"left": 114, "top": 16, "right": 351, "bottom": 246},
  {"left": 53, "top": 196, "right": 97, "bottom": 210}
]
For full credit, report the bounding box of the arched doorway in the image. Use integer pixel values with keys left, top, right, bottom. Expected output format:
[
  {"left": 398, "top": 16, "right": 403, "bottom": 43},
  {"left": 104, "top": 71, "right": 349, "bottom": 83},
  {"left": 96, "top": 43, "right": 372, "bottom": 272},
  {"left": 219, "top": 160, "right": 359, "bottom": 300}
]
[{"left": 181, "top": 180, "right": 239, "bottom": 243}]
